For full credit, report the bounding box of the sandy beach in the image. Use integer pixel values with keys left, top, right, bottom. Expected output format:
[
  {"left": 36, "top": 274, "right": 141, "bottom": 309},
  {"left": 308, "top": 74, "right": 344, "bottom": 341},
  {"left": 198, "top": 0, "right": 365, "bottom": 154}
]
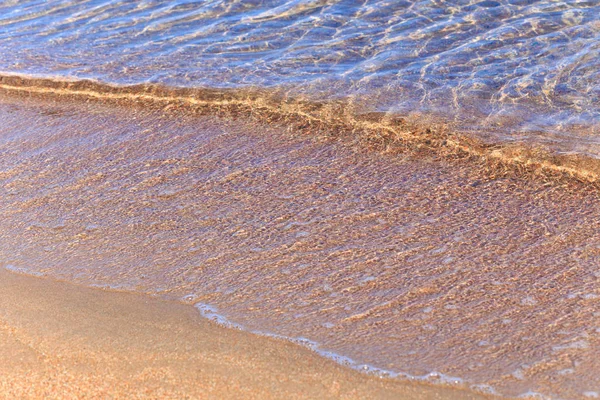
[
  {"left": 2, "top": 0, "right": 600, "bottom": 397},
  {"left": 0, "top": 88, "right": 599, "bottom": 398},
  {"left": 0, "top": 268, "right": 490, "bottom": 399}
]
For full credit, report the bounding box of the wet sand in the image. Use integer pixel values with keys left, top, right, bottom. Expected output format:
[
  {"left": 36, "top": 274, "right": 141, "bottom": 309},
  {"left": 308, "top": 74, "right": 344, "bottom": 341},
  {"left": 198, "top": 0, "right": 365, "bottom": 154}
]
[
  {"left": 0, "top": 268, "right": 489, "bottom": 399},
  {"left": 0, "top": 91, "right": 599, "bottom": 398}
]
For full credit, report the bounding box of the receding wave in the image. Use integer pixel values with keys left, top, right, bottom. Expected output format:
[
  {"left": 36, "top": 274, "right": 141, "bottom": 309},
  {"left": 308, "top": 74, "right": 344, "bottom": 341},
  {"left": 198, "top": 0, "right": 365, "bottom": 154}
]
[
  {"left": 1, "top": 90, "right": 600, "bottom": 399},
  {"left": 2, "top": 72, "right": 600, "bottom": 184},
  {"left": 3, "top": 1, "right": 600, "bottom": 398},
  {"left": 1, "top": 0, "right": 600, "bottom": 163}
]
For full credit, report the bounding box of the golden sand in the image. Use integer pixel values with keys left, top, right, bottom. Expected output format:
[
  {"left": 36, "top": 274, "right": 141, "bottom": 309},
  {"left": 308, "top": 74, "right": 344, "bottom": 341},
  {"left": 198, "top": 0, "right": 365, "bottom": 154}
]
[{"left": 0, "top": 269, "right": 490, "bottom": 399}]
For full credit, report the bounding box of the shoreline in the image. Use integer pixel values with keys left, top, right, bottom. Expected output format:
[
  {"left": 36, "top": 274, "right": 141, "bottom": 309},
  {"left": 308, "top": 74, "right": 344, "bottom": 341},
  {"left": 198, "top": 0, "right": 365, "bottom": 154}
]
[
  {"left": 0, "top": 90, "right": 599, "bottom": 398},
  {"left": 0, "top": 268, "right": 490, "bottom": 399}
]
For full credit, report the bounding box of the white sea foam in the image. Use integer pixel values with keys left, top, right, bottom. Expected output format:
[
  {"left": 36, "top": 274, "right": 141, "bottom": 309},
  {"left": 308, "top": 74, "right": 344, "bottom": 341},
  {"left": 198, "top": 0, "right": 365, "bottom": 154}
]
[{"left": 191, "top": 301, "right": 494, "bottom": 396}]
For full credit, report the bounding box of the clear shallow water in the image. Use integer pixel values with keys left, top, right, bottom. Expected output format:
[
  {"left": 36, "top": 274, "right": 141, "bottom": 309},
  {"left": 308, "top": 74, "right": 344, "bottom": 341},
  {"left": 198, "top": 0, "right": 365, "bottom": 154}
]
[
  {"left": 1, "top": 95, "right": 600, "bottom": 399},
  {"left": 1, "top": 0, "right": 600, "bottom": 153},
  {"left": 2, "top": 2, "right": 600, "bottom": 398}
]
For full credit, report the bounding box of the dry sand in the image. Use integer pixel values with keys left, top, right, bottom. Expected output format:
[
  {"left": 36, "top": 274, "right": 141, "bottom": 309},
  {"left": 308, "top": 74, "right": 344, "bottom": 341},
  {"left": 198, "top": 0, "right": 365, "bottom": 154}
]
[{"left": 0, "top": 269, "right": 489, "bottom": 399}]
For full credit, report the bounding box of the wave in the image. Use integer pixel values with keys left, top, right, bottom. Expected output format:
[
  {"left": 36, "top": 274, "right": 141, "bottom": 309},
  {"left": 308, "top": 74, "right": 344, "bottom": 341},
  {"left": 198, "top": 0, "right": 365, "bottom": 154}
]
[
  {"left": 1, "top": 72, "right": 600, "bottom": 185},
  {"left": 2, "top": 79, "right": 599, "bottom": 398}
]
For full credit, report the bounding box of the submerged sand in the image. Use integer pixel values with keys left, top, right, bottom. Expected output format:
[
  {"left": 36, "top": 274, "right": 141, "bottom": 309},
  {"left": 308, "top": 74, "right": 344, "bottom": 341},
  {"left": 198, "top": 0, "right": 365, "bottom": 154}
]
[
  {"left": 0, "top": 90, "right": 599, "bottom": 398},
  {"left": 0, "top": 269, "right": 488, "bottom": 399}
]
